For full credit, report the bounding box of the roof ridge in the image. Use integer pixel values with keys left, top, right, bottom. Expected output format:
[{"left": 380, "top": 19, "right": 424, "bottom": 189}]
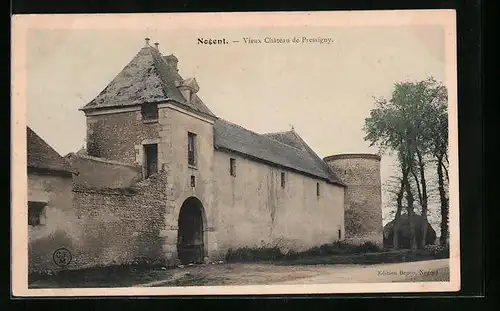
[
  {"left": 150, "top": 45, "right": 217, "bottom": 118},
  {"left": 288, "top": 128, "right": 344, "bottom": 185},
  {"left": 149, "top": 47, "right": 174, "bottom": 100},
  {"left": 217, "top": 119, "right": 304, "bottom": 152},
  {"left": 81, "top": 46, "right": 168, "bottom": 111},
  {"left": 80, "top": 40, "right": 216, "bottom": 117},
  {"left": 262, "top": 132, "right": 305, "bottom": 152},
  {"left": 214, "top": 120, "right": 345, "bottom": 186},
  {"left": 262, "top": 130, "right": 294, "bottom": 136}
]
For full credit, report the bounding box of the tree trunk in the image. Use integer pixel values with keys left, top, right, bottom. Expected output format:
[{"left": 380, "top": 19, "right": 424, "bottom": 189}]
[
  {"left": 442, "top": 161, "right": 449, "bottom": 184},
  {"left": 417, "top": 151, "right": 429, "bottom": 249},
  {"left": 393, "top": 177, "right": 405, "bottom": 250},
  {"left": 437, "top": 155, "right": 449, "bottom": 246},
  {"left": 404, "top": 174, "right": 417, "bottom": 250}
]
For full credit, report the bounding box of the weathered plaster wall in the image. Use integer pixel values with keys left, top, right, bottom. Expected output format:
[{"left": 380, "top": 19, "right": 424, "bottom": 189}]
[
  {"left": 66, "top": 154, "right": 141, "bottom": 188},
  {"left": 212, "top": 150, "right": 345, "bottom": 257},
  {"left": 324, "top": 154, "right": 383, "bottom": 246},
  {"left": 148, "top": 105, "right": 216, "bottom": 263},
  {"left": 28, "top": 172, "right": 78, "bottom": 273}
]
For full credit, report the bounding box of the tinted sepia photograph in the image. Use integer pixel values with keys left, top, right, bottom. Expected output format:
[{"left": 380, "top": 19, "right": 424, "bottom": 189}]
[{"left": 11, "top": 10, "right": 459, "bottom": 296}]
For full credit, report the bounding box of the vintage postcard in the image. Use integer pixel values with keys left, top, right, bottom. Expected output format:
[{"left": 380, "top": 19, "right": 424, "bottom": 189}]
[{"left": 11, "top": 10, "right": 459, "bottom": 296}]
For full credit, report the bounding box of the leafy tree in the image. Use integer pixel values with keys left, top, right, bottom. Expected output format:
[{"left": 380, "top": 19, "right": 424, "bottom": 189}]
[{"left": 364, "top": 77, "right": 448, "bottom": 249}]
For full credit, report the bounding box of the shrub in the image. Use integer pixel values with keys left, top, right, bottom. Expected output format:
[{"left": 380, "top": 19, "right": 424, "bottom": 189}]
[
  {"left": 225, "top": 241, "right": 385, "bottom": 263},
  {"left": 352, "top": 241, "right": 382, "bottom": 253},
  {"left": 225, "top": 247, "right": 284, "bottom": 262},
  {"left": 424, "top": 244, "right": 450, "bottom": 258}
]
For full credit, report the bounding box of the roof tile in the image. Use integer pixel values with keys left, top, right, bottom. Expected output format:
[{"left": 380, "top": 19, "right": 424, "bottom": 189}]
[
  {"left": 81, "top": 45, "right": 215, "bottom": 118},
  {"left": 27, "top": 127, "right": 75, "bottom": 174},
  {"left": 213, "top": 119, "right": 343, "bottom": 185}
]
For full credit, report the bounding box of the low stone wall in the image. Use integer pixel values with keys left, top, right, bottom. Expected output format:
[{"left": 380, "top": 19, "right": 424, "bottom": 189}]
[
  {"left": 66, "top": 153, "right": 142, "bottom": 188},
  {"left": 72, "top": 173, "right": 168, "bottom": 269},
  {"left": 63, "top": 173, "right": 168, "bottom": 271}
]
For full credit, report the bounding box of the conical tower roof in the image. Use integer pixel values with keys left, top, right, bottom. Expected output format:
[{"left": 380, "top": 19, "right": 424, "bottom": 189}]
[{"left": 80, "top": 39, "right": 215, "bottom": 118}]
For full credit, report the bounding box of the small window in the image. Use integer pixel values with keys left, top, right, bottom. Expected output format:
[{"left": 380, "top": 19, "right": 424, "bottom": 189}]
[
  {"left": 188, "top": 132, "right": 197, "bottom": 167},
  {"left": 280, "top": 172, "right": 286, "bottom": 188},
  {"left": 28, "top": 201, "right": 46, "bottom": 227},
  {"left": 190, "top": 175, "right": 196, "bottom": 188},
  {"left": 141, "top": 103, "right": 159, "bottom": 122},
  {"left": 144, "top": 144, "right": 158, "bottom": 179},
  {"left": 338, "top": 229, "right": 342, "bottom": 240},
  {"left": 230, "top": 158, "right": 236, "bottom": 177},
  {"left": 316, "top": 182, "right": 320, "bottom": 197}
]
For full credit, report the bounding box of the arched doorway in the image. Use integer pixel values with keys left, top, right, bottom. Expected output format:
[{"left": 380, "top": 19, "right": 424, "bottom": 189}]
[{"left": 177, "top": 197, "right": 205, "bottom": 265}]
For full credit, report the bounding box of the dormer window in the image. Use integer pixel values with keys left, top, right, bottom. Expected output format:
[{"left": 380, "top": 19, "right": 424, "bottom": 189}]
[
  {"left": 175, "top": 78, "right": 200, "bottom": 103},
  {"left": 141, "top": 103, "right": 158, "bottom": 122}
]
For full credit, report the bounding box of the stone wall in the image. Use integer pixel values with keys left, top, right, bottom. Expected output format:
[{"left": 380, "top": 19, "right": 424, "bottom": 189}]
[
  {"left": 82, "top": 103, "right": 218, "bottom": 265},
  {"left": 85, "top": 109, "right": 161, "bottom": 164},
  {"left": 66, "top": 153, "right": 142, "bottom": 188},
  {"left": 28, "top": 170, "right": 170, "bottom": 272},
  {"left": 324, "top": 154, "right": 384, "bottom": 246},
  {"left": 70, "top": 172, "right": 168, "bottom": 269},
  {"left": 212, "top": 150, "right": 345, "bottom": 257}
]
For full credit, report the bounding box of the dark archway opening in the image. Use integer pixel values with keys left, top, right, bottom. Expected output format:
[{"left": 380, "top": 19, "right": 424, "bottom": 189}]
[{"left": 177, "top": 197, "right": 205, "bottom": 264}]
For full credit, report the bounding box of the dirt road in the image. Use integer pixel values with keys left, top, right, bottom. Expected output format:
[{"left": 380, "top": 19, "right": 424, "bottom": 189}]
[
  {"left": 142, "top": 259, "right": 450, "bottom": 287},
  {"left": 271, "top": 259, "right": 450, "bottom": 284},
  {"left": 28, "top": 259, "right": 450, "bottom": 288}
]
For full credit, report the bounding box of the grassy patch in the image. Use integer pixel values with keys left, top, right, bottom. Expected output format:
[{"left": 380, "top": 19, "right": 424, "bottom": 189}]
[
  {"left": 225, "top": 241, "right": 449, "bottom": 265},
  {"left": 276, "top": 249, "right": 449, "bottom": 266}
]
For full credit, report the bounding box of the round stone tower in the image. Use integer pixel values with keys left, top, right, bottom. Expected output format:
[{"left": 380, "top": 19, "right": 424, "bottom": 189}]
[{"left": 323, "top": 154, "right": 383, "bottom": 247}]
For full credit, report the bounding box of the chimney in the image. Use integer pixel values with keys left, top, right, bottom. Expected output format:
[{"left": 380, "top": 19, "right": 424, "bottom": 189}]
[
  {"left": 175, "top": 78, "right": 200, "bottom": 103},
  {"left": 164, "top": 54, "right": 179, "bottom": 72},
  {"left": 154, "top": 42, "right": 159, "bottom": 51},
  {"left": 144, "top": 37, "right": 150, "bottom": 46}
]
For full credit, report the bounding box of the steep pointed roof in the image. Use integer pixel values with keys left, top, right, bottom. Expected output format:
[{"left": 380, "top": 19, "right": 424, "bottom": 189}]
[
  {"left": 264, "top": 128, "right": 344, "bottom": 185},
  {"left": 27, "top": 127, "right": 76, "bottom": 175},
  {"left": 80, "top": 40, "right": 215, "bottom": 118},
  {"left": 262, "top": 130, "right": 305, "bottom": 150},
  {"left": 213, "top": 120, "right": 344, "bottom": 186}
]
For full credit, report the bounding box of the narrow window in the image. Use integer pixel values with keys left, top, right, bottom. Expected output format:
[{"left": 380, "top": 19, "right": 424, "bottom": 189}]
[
  {"left": 280, "top": 172, "right": 286, "bottom": 188},
  {"left": 230, "top": 158, "right": 236, "bottom": 177},
  {"left": 144, "top": 144, "right": 158, "bottom": 178},
  {"left": 190, "top": 175, "right": 196, "bottom": 188},
  {"left": 28, "top": 201, "right": 46, "bottom": 227},
  {"left": 316, "top": 182, "right": 320, "bottom": 197},
  {"left": 338, "top": 229, "right": 342, "bottom": 240},
  {"left": 141, "top": 103, "right": 159, "bottom": 122},
  {"left": 188, "top": 132, "right": 197, "bottom": 167}
]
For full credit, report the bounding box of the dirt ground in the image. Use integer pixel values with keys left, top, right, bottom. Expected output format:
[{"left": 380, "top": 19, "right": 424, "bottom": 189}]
[
  {"left": 28, "top": 259, "right": 450, "bottom": 288},
  {"left": 139, "top": 259, "right": 450, "bottom": 287}
]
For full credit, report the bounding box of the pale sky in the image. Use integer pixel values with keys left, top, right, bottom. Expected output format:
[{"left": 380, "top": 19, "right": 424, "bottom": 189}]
[{"left": 26, "top": 25, "right": 446, "bottom": 225}]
